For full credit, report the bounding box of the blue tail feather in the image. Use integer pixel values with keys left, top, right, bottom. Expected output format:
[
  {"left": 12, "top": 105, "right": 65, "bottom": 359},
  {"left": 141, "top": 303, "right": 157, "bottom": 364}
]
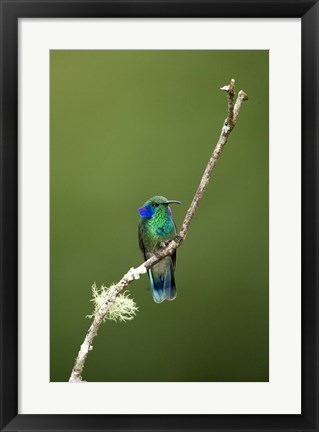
[
  {"left": 149, "top": 258, "right": 176, "bottom": 303},
  {"left": 149, "top": 270, "right": 165, "bottom": 303}
]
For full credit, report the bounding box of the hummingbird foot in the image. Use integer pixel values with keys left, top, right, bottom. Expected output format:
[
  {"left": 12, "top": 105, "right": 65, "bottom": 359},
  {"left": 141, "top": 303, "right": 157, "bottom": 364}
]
[
  {"left": 154, "top": 250, "right": 163, "bottom": 259},
  {"left": 174, "top": 235, "right": 183, "bottom": 244}
]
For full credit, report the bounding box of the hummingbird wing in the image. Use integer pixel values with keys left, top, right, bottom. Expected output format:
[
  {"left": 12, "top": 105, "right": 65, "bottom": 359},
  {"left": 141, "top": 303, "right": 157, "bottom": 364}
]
[
  {"left": 171, "top": 250, "right": 176, "bottom": 271},
  {"left": 171, "top": 220, "right": 177, "bottom": 271},
  {"left": 163, "top": 257, "right": 177, "bottom": 301},
  {"left": 138, "top": 221, "right": 147, "bottom": 261}
]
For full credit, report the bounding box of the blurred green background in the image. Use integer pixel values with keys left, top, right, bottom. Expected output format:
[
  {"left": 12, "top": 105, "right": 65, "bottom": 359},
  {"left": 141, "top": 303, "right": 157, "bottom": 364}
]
[{"left": 50, "top": 50, "right": 268, "bottom": 382}]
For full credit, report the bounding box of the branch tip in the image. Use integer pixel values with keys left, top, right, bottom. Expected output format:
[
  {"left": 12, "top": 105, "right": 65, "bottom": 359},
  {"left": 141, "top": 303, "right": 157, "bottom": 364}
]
[
  {"left": 220, "top": 79, "right": 235, "bottom": 93},
  {"left": 238, "top": 90, "right": 248, "bottom": 101}
]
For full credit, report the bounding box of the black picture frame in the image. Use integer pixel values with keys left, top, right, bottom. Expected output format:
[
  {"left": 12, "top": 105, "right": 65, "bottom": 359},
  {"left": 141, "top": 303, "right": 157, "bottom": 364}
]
[{"left": 1, "top": 1, "right": 318, "bottom": 431}]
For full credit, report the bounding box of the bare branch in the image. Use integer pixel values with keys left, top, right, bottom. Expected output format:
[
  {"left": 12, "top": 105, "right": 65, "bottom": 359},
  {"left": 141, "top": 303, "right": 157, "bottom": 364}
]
[
  {"left": 221, "top": 78, "right": 235, "bottom": 126},
  {"left": 69, "top": 79, "right": 248, "bottom": 383},
  {"left": 234, "top": 90, "right": 249, "bottom": 122}
]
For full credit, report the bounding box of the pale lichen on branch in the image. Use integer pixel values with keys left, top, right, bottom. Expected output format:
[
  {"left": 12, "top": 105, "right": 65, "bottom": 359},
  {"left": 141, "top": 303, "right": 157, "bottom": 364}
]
[
  {"left": 87, "top": 283, "right": 138, "bottom": 323},
  {"left": 69, "top": 79, "right": 248, "bottom": 383}
]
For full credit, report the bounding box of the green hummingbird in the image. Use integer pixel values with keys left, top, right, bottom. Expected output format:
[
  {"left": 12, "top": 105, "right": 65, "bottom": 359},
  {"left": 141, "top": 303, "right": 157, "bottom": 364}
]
[{"left": 138, "top": 195, "right": 181, "bottom": 303}]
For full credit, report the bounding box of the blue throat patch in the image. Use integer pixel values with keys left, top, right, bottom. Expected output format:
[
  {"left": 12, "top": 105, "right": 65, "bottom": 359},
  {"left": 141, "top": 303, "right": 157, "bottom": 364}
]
[{"left": 138, "top": 206, "right": 153, "bottom": 218}]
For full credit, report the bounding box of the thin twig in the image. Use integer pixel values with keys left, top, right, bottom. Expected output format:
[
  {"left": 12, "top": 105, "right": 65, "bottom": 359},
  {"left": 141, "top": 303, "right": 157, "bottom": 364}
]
[{"left": 69, "top": 79, "right": 248, "bottom": 383}]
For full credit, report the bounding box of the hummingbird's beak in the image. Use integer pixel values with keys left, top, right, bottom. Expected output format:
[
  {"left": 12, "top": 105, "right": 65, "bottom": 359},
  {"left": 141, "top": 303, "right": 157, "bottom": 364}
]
[{"left": 165, "top": 200, "right": 182, "bottom": 205}]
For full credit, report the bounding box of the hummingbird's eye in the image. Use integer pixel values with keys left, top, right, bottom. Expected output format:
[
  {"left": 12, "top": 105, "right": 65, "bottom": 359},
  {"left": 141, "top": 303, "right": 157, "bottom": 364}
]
[{"left": 152, "top": 202, "right": 158, "bottom": 208}]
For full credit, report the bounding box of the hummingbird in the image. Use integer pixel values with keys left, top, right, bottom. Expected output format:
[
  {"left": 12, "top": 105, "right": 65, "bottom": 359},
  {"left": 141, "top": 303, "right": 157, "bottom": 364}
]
[{"left": 138, "top": 195, "right": 181, "bottom": 303}]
